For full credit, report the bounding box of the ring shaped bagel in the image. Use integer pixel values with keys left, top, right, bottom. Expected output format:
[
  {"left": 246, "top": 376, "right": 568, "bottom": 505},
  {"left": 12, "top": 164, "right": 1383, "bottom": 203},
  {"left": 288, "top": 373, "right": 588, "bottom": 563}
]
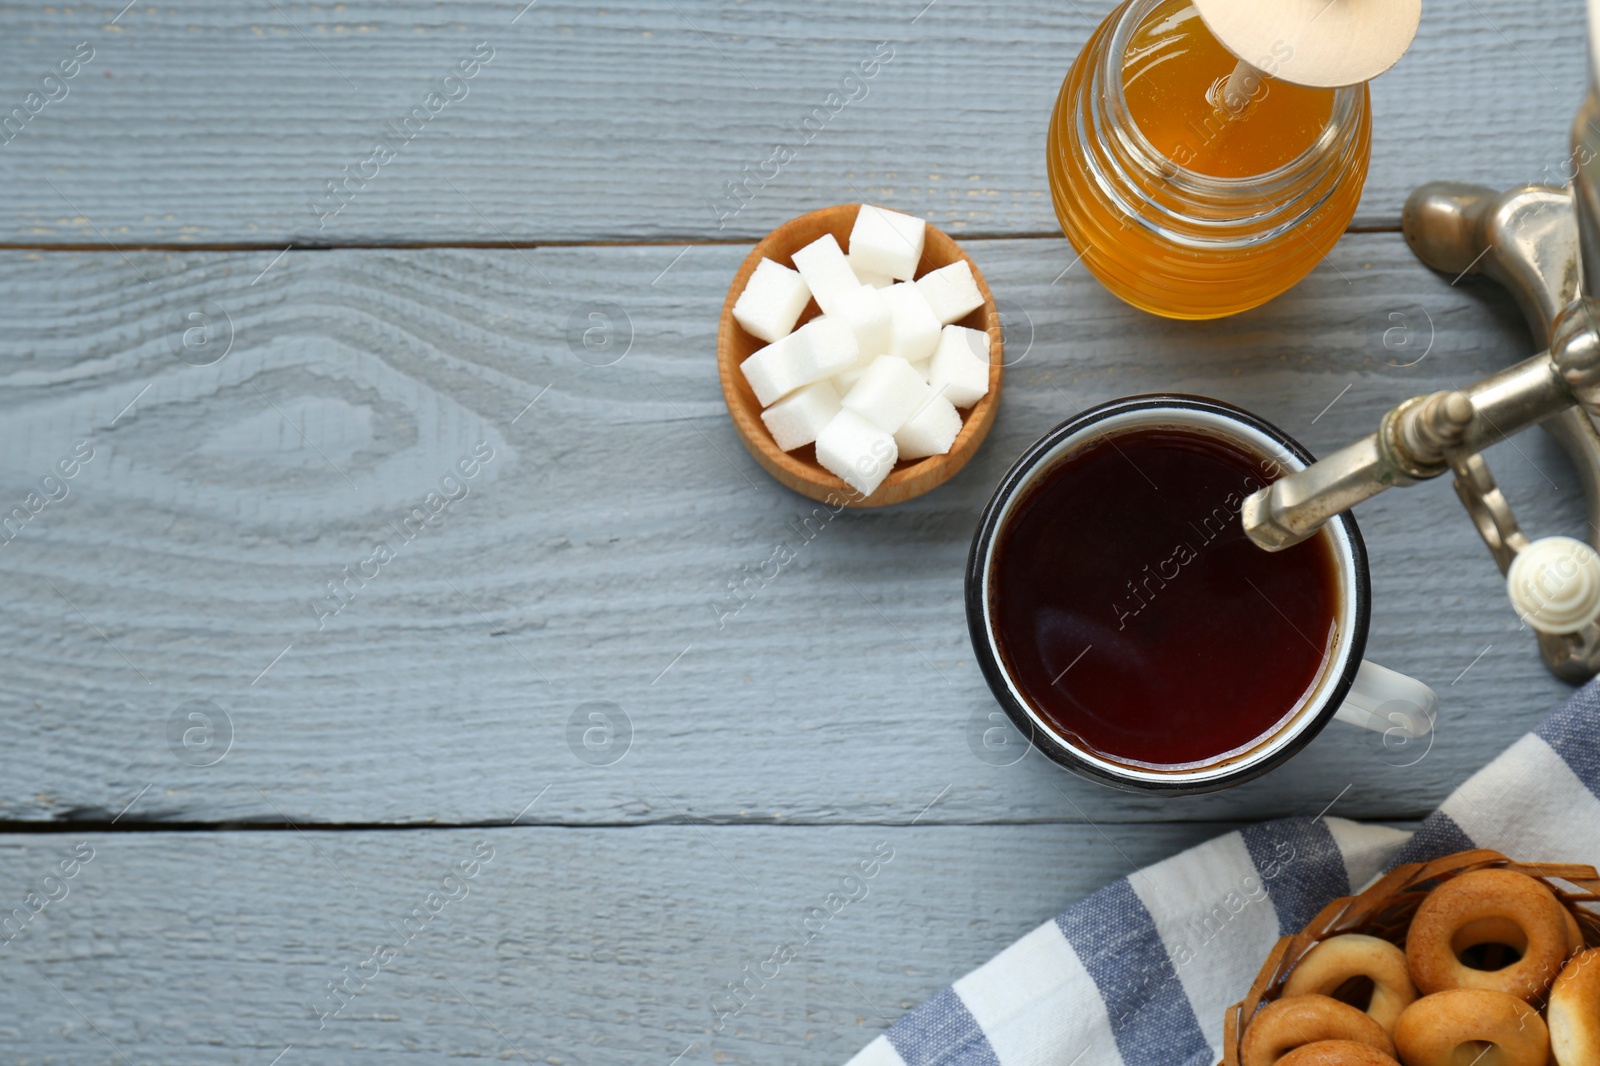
[
  {"left": 1282, "top": 934, "right": 1417, "bottom": 1033},
  {"left": 1276, "top": 1042, "right": 1400, "bottom": 1066},
  {"left": 1240, "top": 995, "right": 1396, "bottom": 1066},
  {"left": 1550, "top": 947, "right": 1600, "bottom": 1066},
  {"left": 1392, "top": 988, "right": 1548, "bottom": 1066},
  {"left": 1563, "top": 906, "right": 1585, "bottom": 954},
  {"left": 1405, "top": 868, "right": 1571, "bottom": 1002}
]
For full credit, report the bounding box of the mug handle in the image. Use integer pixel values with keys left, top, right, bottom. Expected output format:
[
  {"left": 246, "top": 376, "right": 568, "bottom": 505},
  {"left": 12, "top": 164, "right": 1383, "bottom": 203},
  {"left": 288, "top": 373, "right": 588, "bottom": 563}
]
[{"left": 1331, "top": 660, "right": 1438, "bottom": 738}]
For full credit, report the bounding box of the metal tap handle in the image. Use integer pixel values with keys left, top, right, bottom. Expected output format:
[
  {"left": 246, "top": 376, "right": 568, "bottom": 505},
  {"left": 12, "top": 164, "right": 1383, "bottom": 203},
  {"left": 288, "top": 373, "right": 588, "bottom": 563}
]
[{"left": 1242, "top": 299, "right": 1600, "bottom": 552}]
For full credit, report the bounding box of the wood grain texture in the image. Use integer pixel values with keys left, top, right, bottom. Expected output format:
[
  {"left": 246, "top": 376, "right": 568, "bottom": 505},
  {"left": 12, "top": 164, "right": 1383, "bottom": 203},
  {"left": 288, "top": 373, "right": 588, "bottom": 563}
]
[
  {"left": 0, "top": 823, "right": 1251, "bottom": 1064},
  {"left": 3, "top": 5, "right": 1585, "bottom": 1062},
  {"left": 0, "top": 233, "right": 1585, "bottom": 828},
  {"left": 0, "top": 0, "right": 1583, "bottom": 245}
]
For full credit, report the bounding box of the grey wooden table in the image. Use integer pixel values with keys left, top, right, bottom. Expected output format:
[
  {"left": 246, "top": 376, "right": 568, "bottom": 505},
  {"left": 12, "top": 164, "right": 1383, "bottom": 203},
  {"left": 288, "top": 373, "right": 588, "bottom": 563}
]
[{"left": 0, "top": 2, "right": 1591, "bottom": 1062}]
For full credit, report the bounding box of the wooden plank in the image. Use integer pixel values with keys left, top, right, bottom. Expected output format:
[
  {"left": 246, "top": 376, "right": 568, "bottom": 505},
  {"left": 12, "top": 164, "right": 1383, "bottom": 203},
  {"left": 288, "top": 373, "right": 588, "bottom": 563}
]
[
  {"left": 0, "top": 822, "right": 1280, "bottom": 1063},
  {"left": 0, "top": 233, "right": 1582, "bottom": 828},
  {"left": 0, "top": 0, "right": 1583, "bottom": 245}
]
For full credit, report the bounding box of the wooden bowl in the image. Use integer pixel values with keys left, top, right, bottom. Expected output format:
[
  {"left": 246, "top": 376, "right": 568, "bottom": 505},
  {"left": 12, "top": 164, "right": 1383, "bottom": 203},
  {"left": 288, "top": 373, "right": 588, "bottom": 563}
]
[
  {"left": 717, "top": 204, "right": 1004, "bottom": 508},
  {"left": 1220, "top": 848, "right": 1600, "bottom": 1065}
]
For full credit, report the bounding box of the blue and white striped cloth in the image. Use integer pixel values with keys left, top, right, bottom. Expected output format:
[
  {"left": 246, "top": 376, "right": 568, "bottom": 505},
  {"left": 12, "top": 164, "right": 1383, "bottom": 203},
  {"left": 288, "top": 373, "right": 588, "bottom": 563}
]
[{"left": 847, "top": 679, "right": 1600, "bottom": 1066}]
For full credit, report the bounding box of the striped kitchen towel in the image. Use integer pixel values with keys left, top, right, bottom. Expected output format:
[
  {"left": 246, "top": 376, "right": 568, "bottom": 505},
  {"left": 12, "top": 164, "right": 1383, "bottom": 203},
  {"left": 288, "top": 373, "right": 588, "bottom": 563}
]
[{"left": 846, "top": 677, "right": 1600, "bottom": 1066}]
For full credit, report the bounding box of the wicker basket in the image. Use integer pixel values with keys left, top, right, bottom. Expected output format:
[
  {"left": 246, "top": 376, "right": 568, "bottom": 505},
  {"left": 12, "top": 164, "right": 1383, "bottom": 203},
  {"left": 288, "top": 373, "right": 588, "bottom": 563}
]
[{"left": 1220, "top": 848, "right": 1600, "bottom": 1065}]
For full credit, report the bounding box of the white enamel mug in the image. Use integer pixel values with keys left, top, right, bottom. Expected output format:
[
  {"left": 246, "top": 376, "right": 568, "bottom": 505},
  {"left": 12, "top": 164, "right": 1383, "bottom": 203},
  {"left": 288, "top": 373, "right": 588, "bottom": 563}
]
[{"left": 965, "top": 395, "right": 1439, "bottom": 795}]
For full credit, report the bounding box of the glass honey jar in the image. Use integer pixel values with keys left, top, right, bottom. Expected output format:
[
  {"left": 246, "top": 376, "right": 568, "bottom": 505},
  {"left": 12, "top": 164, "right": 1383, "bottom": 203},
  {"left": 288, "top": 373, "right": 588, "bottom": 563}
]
[{"left": 1046, "top": 0, "right": 1372, "bottom": 319}]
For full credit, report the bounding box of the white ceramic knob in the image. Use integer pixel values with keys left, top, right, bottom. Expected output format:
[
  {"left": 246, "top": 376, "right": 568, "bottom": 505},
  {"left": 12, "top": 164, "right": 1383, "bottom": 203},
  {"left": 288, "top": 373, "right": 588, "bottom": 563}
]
[
  {"left": 1507, "top": 536, "right": 1600, "bottom": 635},
  {"left": 1193, "top": 0, "right": 1422, "bottom": 88}
]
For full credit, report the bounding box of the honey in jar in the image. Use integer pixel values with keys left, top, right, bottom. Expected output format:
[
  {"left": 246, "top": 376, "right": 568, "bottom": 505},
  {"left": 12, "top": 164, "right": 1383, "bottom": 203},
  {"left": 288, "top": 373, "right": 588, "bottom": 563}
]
[{"left": 1047, "top": 0, "right": 1371, "bottom": 319}]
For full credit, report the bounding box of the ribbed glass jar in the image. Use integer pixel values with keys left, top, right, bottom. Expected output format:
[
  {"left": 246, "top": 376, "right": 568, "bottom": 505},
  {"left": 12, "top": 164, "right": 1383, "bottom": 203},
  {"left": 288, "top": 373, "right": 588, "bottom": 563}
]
[{"left": 1046, "top": 0, "right": 1371, "bottom": 319}]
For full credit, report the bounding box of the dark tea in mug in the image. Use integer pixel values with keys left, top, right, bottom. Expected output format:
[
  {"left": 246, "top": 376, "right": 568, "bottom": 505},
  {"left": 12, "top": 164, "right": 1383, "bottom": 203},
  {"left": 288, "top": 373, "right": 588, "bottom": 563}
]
[{"left": 988, "top": 423, "right": 1342, "bottom": 771}]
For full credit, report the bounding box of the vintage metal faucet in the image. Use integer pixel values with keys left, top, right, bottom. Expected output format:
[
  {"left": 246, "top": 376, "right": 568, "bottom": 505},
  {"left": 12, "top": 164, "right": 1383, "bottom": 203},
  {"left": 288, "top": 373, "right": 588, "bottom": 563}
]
[{"left": 1241, "top": 20, "right": 1600, "bottom": 682}]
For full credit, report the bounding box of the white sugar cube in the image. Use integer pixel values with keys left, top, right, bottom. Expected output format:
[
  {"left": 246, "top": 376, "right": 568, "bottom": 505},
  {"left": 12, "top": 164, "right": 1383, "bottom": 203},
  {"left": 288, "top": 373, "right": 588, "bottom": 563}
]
[
  {"left": 848, "top": 252, "right": 894, "bottom": 289},
  {"left": 929, "top": 325, "right": 991, "bottom": 408},
  {"left": 790, "top": 233, "right": 860, "bottom": 316},
  {"left": 740, "top": 315, "right": 860, "bottom": 406},
  {"left": 841, "top": 355, "right": 934, "bottom": 434},
  {"left": 915, "top": 260, "right": 985, "bottom": 326},
  {"left": 907, "top": 357, "right": 932, "bottom": 384},
  {"left": 850, "top": 205, "right": 926, "bottom": 282},
  {"left": 797, "top": 315, "right": 862, "bottom": 379},
  {"left": 894, "top": 393, "right": 962, "bottom": 459},
  {"left": 761, "top": 379, "right": 841, "bottom": 452},
  {"left": 816, "top": 409, "right": 898, "bottom": 498},
  {"left": 883, "top": 282, "right": 941, "bottom": 363},
  {"left": 732, "top": 258, "right": 812, "bottom": 343},
  {"left": 833, "top": 284, "right": 892, "bottom": 360},
  {"left": 832, "top": 361, "right": 869, "bottom": 392},
  {"left": 740, "top": 332, "right": 805, "bottom": 407}
]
